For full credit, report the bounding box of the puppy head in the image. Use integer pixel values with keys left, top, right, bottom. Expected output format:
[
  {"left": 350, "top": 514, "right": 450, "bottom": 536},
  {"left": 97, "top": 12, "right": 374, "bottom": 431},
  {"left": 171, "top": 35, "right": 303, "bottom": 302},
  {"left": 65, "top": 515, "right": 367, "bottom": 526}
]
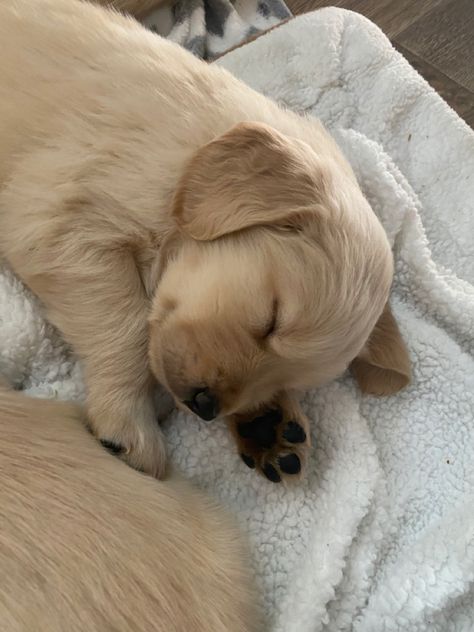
[{"left": 149, "top": 122, "right": 409, "bottom": 419}]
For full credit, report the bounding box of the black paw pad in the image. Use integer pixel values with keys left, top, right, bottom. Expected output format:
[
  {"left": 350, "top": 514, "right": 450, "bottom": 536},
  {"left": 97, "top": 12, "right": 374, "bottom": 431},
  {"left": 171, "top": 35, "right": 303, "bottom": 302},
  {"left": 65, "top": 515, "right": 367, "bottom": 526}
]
[
  {"left": 100, "top": 439, "right": 125, "bottom": 455},
  {"left": 241, "top": 453, "right": 256, "bottom": 469},
  {"left": 282, "top": 421, "right": 306, "bottom": 444},
  {"left": 278, "top": 453, "right": 301, "bottom": 475},
  {"left": 262, "top": 462, "right": 281, "bottom": 483},
  {"left": 237, "top": 408, "right": 282, "bottom": 449}
]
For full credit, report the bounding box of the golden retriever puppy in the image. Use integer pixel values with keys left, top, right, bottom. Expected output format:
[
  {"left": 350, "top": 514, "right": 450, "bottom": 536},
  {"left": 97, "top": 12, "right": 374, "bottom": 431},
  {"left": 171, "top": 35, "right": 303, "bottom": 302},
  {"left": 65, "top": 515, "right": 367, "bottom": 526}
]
[
  {"left": 0, "top": 0, "right": 410, "bottom": 482},
  {"left": 0, "top": 381, "right": 261, "bottom": 632}
]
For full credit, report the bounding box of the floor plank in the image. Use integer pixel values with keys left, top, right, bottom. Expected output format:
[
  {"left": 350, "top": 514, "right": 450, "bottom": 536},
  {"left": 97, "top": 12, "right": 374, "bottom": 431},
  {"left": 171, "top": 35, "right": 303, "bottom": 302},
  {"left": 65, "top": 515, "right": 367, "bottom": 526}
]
[
  {"left": 396, "top": 0, "right": 474, "bottom": 92},
  {"left": 286, "top": 0, "right": 444, "bottom": 37}
]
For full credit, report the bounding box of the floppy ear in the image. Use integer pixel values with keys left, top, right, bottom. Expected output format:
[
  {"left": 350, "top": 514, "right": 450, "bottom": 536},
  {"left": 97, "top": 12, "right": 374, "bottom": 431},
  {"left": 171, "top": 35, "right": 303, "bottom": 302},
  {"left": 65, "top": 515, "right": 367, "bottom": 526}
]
[
  {"left": 350, "top": 303, "right": 411, "bottom": 396},
  {"left": 173, "top": 121, "right": 326, "bottom": 241}
]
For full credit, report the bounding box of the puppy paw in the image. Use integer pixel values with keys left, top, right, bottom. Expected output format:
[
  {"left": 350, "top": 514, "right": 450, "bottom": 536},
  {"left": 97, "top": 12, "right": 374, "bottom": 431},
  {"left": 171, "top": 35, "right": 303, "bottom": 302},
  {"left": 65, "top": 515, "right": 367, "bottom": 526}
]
[
  {"left": 99, "top": 421, "right": 167, "bottom": 478},
  {"left": 233, "top": 406, "right": 310, "bottom": 483},
  {"left": 93, "top": 399, "right": 167, "bottom": 479}
]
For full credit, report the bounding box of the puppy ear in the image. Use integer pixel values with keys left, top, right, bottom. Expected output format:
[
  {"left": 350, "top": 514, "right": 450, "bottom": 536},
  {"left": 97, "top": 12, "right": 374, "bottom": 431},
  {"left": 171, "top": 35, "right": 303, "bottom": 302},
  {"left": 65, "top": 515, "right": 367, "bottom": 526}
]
[
  {"left": 350, "top": 303, "right": 410, "bottom": 396},
  {"left": 173, "top": 122, "right": 326, "bottom": 241}
]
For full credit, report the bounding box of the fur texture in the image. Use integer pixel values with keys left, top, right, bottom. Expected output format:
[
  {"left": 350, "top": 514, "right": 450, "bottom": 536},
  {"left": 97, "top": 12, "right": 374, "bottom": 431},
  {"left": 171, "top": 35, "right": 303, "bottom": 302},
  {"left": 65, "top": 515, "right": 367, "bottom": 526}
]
[
  {"left": 0, "top": 0, "right": 409, "bottom": 479},
  {"left": 0, "top": 382, "right": 261, "bottom": 632},
  {"left": 94, "top": 0, "right": 170, "bottom": 17}
]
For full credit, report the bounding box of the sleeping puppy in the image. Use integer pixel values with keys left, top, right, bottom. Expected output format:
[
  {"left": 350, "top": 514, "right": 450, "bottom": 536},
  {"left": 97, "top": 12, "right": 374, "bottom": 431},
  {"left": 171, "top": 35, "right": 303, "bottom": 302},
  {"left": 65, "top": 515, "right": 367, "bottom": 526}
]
[
  {"left": 0, "top": 0, "right": 410, "bottom": 482},
  {"left": 0, "top": 380, "right": 260, "bottom": 631}
]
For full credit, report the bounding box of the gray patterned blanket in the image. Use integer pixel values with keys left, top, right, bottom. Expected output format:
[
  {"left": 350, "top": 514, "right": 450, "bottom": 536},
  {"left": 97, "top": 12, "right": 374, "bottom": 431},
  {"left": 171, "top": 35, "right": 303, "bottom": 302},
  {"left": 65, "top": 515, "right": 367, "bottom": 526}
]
[{"left": 142, "top": 0, "right": 291, "bottom": 59}]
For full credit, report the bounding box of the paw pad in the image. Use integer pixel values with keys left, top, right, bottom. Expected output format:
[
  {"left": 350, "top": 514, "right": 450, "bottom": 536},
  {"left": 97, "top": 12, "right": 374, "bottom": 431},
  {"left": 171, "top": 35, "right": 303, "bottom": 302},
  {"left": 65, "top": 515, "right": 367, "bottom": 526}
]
[
  {"left": 241, "top": 453, "right": 256, "bottom": 469},
  {"left": 282, "top": 421, "right": 306, "bottom": 444},
  {"left": 262, "top": 462, "right": 281, "bottom": 483},
  {"left": 236, "top": 406, "right": 309, "bottom": 483},
  {"left": 278, "top": 453, "right": 301, "bottom": 475},
  {"left": 237, "top": 408, "right": 282, "bottom": 449}
]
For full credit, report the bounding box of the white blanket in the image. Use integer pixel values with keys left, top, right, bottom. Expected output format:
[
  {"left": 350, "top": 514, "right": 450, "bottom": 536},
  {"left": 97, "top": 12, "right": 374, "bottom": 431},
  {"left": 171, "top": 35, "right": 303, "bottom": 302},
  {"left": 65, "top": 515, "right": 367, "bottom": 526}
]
[{"left": 1, "top": 9, "right": 473, "bottom": 631}]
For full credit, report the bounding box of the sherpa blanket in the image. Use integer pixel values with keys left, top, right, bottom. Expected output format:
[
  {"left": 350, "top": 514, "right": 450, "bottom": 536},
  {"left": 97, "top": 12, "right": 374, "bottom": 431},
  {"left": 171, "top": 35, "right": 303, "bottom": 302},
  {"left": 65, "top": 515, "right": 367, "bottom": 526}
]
[
  {"left": 142, "top": 0, "right": 291, "bottom": 59},
  {"left": 1, "top": 8, "right": 474, "bottom": 632}
]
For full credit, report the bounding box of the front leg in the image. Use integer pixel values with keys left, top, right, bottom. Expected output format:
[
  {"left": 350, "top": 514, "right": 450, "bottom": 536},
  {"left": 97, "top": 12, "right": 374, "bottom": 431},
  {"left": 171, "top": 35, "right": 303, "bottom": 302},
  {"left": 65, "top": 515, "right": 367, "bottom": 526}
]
[
  {"left": 32, "top": 247, "right": 166, "bottom": 478},
  {"left": 227, "top": 392, "right": 311, "bottom": 483}
]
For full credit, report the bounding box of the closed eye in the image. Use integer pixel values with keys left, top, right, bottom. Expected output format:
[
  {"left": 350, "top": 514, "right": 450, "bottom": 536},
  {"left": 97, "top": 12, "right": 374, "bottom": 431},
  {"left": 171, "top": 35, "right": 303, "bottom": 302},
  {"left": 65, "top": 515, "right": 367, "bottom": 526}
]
[{"left": 262, "top": 298, "right": 279, "bottom": 339}]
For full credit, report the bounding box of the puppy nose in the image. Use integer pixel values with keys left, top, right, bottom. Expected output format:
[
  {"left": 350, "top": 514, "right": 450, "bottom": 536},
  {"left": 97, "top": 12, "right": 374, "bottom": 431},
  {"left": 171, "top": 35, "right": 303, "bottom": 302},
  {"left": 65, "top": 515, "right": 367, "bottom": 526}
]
[{"left": 184, "top": 387, "right": 220, "bottom": 421}]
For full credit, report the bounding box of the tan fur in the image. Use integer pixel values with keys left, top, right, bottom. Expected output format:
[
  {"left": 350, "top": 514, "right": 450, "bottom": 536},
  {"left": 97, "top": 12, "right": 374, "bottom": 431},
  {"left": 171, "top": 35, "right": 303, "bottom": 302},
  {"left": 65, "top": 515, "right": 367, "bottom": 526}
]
[
  {"left": 0, "top": 383, "right": 261, "bottom": 632},
  {"left": 93, "top": 0, "right": 172, "bottom": 17},
  {"left": 0, "top": 0, "right": 410, "bottom": 478}
]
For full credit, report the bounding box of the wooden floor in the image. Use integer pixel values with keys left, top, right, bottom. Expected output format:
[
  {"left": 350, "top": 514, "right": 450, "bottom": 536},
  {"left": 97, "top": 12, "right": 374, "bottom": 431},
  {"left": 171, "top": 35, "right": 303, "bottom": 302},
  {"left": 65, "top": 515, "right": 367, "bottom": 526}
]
[{"left": 286, "top": 0, "right": 474, "bottom": 128}]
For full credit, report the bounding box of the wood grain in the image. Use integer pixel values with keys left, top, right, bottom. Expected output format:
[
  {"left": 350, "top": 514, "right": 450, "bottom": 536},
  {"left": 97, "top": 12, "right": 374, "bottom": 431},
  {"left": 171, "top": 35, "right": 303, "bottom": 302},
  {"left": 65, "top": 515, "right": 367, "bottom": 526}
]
[
  {"left": 287, "top": 0, "right": 445, "bottom": 37},
  {"left": 397, "top": 0, "right": 474, "bottom": 92}
]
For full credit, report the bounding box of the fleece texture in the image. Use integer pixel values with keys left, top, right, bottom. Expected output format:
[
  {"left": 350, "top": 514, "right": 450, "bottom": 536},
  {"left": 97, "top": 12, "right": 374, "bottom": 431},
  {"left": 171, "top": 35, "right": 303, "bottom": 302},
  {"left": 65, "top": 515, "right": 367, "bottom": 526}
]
[{"left": 0, "top": 9, "right": 473, "bottom": 631}]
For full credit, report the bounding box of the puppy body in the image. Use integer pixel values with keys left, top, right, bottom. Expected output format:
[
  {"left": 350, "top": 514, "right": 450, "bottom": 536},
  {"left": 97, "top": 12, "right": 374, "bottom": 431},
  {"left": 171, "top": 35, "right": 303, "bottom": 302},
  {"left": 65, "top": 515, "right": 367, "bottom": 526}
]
[
  {"left": 0, "top": 382, "right": 261, "bottom": 632},
  {"left": 93, "top": 0, "right": 171, "bottom": 17},
  {"left": 0, "top": 1, "right": 350, "bottom": 215},
  {"left": 0, "top": 0, "right": 409, "bottom": 479}
]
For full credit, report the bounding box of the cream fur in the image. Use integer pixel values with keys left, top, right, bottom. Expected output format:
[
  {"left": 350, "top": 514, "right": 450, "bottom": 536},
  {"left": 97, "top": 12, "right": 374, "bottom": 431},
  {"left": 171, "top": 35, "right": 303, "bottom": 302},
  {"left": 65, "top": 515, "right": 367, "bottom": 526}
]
[
  {"left": 94, "top": 0, "right": 170, "bottom": 16},
  {"left": 0, "top": 382, "right": 261, "bottom": 631},
  {"left": 0, "top": 0, "right": 408, "bottom": 480}
]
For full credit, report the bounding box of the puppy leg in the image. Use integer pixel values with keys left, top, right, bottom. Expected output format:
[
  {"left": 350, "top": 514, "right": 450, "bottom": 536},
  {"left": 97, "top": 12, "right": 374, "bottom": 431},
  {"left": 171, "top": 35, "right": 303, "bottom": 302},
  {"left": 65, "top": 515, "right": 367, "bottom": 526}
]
[
  {"left": 227, "top": 392, "right": 311, "bottom": 483},
  {"left": 31, "top": 249, "right": 166, "bottom": 478}
]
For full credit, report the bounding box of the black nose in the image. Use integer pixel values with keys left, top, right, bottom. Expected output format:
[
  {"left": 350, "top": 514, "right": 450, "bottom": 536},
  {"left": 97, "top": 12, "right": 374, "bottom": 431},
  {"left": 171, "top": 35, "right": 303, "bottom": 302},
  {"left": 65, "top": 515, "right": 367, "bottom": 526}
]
[{"left": 184, "top": 387, "right": 219, "bottom": 421}]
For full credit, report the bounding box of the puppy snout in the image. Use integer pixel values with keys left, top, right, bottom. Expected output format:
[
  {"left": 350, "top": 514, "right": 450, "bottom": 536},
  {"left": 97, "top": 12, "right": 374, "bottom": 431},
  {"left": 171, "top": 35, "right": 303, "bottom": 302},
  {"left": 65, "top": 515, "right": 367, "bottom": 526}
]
[{"left": 184, "top": 387, "right": 220, "bottom": 421}]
